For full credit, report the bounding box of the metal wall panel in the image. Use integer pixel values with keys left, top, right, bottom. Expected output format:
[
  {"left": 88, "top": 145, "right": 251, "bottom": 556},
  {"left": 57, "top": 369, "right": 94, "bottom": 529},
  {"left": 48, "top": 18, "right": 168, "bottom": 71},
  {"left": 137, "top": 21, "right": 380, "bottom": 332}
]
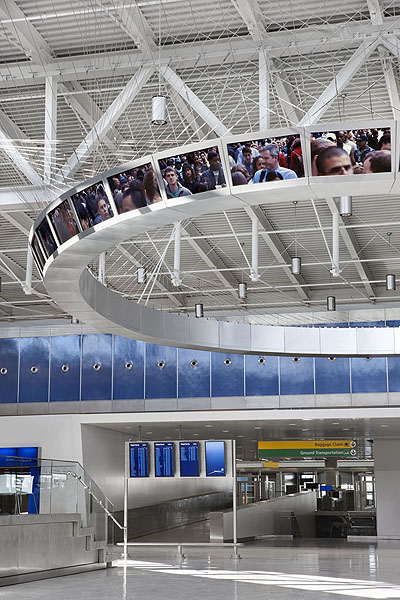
[
  {"left": 388, "top": 357, "right": 400, "bottom": 392},
  {"left": 113, "top": 336, "right": 144, "bottom": 400},
  {"left": 50, "top": 335, "right": 81, "bottom": 402},
  {"left": 245, "top": 355, "right": 279, "bottom": 396},
  {"left": 81, "top": 334, "right": 112, "bottom": 401},
  {"left": 178, "top": 348, "right": 210, "bottom": 398},
  {"left": 0, "top": 338, "right": 19, "bottom": 403},
  {"left": 279, "top": 356, "right": 314, "bottom": 395},
  {"left": 315, "top": 357, "right": 350, "bottom": 395},
  {"left": 351, "top": 357, "right": 387, "bottom": 394},
  {"left": 145, "top": 344, "right": 177, "bottom": 399},
  {"left": 211, "top": 353, "right": 244, "bottom": 397},
  {"left": 19, "top": 337, "right": 50, "bottom": 403}
]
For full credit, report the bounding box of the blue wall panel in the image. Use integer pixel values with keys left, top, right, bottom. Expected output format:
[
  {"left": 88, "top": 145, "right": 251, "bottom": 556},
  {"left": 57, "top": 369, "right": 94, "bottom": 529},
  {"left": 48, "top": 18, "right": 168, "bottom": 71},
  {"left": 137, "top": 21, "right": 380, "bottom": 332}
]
[
  {"left": 113, "top": 336, "right": 144, "bottom": 400},
  {"left": 245, "top": 355, "right": 279, "bottom": 396},
  {"left": 19, "top": 337, "right": 49, "bottom": 403},
  {"left": 280, "top": 356, "right": 314, "bottom": 395},
  {"left": 315, "top": 357, "right": 350, "bottom": 395},
  {"left": 145, "top": 344, "right": 177, "bottom": 399},
  {"left": 388, "top": 357, "right": 400, "bottom": 392},
  {"left": 50, "top": 335, "right": 81, "bottom": 402},
  {"left": 81, "top": 334, "right": 112, "bottom": 401},
  {"left": 211, "top": 353, "right": 244, "bottom": 397},
  {"left": 351, "top": 357, "right": 387, "bottom": 394},
  {"left": 178, "top": 348, "right": 210, "bottom": 398},
  {"left": 0, "top": 338, "right": 19, "bottom": 403}
]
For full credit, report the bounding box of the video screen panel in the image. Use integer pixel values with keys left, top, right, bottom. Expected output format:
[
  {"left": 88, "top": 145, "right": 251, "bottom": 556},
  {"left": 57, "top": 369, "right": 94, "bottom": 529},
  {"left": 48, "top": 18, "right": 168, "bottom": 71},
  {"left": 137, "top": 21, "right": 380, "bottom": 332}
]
[
  {"left": 48, "top": 199, "right": 79, "bottom": 244},
  {"left": 154, "top": 442, "right": 174, "bottom": 477},
  {"left": 71, "top": 182, "right": 113, "bottom": 230},
  {"left": 205, "top": 441, "right": 226, "bottom": 477},
  {"left": 36, "top": 218, "right": 57, "bottom": 258},
  {"left": 107, "top": 163, "right": 162, "bottom": 214},
  {"left": 129, "top": 442, "right": 149, "bottom": 477},
  {"left": 159, "top": 145, "right": 226, "bottom": 198},
  {"left": 179, "top": 442, "right": 199, "bottom": 477},
  {"left": 310, "top": 127, "right": 392, "bottom": 176},
  {"left": 228, "top": 135, "right": 304, "bottom": 186},
  {"left": 31, "top": 235, "right": 46, "bottom": 271}
]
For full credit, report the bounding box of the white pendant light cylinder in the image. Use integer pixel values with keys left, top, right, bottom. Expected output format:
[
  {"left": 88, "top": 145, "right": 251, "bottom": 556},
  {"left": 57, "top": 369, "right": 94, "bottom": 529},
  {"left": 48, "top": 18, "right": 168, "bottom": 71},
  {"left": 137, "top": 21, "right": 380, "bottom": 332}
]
[
  {"left": 250, "top": 216, "right": 259, "bottom": 282},
  {"left": 291, "top": 256, "right": 301, "bottom": 275},
  {"left": 238, "top": 282, "right": 247, "bottom": 299},
  {"left": 386, "top": 274, "right": 396, "bottom": 291},
  {"left": 152, "top": 96, "right": 167, "bottom": 125},
  {"left": 172, "top": 222, "right": 181, "bottom": 286},
  {"left": 339, "top": 196, "right": 352, "bottom": 217},
  {"left": 137, "top": 267, "right": 146, "bottom": 284},
  {"left": 327, "top": 295, "right": 336, "bottom": 311},
  {"left": 331, "top": 210, "right": 342, "bottom": 277},
  {"left": 195, "top": 303, "right": 204, "bottom": 318}
]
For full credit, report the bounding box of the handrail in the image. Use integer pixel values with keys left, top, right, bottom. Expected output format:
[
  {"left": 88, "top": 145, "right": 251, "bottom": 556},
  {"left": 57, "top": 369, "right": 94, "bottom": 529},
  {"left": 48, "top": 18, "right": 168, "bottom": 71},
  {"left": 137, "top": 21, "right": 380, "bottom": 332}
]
[{"left": 66, "top": 471, "right": 126, "bottom": 532}]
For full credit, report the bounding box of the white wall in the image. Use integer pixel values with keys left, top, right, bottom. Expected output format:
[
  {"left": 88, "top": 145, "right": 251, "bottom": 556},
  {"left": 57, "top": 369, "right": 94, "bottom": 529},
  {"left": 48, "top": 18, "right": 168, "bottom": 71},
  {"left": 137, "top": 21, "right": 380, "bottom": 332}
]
[{"left": 374, "top": 438, "right": 400, "bottom": 538}]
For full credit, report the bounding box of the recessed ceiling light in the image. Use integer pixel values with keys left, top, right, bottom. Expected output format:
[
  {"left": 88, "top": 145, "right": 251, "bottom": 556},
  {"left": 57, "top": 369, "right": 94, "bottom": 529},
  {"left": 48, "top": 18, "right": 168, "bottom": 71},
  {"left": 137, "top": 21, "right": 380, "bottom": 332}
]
[
  {"left": 146, "top": 431, "right": 153, "bottom": 435},
  {"left": 193, "top": 433, "right": 199, "bottom": 436},
  {"left": 125, "top": 426, "right": 132, "bottom": 429},
  {"left": 222, "top": 430, "right": 229, "bottom": 433},
  {"left": 237, "top": 435, "right": 244, "bottom": 438},
  {"left": 342, "top": 428, "right": 350, "bottom": 431},
  {"left": 254, "top": 426, "right": 261, "bottom": 430},
  {"left": 289, "top": 423, "right": 296, "bottom": 426},
  {"left": 302, "top": 429, "right": 309, "bottom": 432},
  {"left": 251, "top": 440, "right": 257, "bottom": 442},
  {"left": 302, "top": 418, "right": 312, "bottom": 421},
  {"left": 332, "top": 422, "right": 340, "bottom": 425},
  {"left": 205, "top": 425, "right": 212, "bottom": 428},
  {"left": 380, "top": 424, "right": 388, "bottom": 428}
]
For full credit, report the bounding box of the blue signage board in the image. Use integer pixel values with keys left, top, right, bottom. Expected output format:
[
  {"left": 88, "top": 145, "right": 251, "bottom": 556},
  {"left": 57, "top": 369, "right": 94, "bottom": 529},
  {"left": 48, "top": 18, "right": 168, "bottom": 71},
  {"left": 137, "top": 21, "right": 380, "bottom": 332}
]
[
  {"left": 154, "top": 442, "right": 174, "bottom": 477},
  {"left": 205, "top": 441, "right": 226, "bottom": 476},
  {"left": 129, "top": 442, "right": 149, "bottom": 477},
  {"left": 179, "top": 442, "right": 199, "bottom": 477}
]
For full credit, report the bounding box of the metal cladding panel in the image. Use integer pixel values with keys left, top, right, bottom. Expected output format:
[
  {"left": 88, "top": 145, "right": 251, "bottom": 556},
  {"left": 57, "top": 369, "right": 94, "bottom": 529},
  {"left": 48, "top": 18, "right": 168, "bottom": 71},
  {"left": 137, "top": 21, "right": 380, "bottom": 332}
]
[
  {"left": 351, "top": 357, "right": 387, "bottom": 394},
  {"left": 279, "top": 356, "right": 314, "bottom": 395},
  {"left": 245, "top": 355, "right": 279, "bottom": 396},
  {"left": 315, "top": 357, "right": 351, "bottom": 395},
  {"left": 177, "top": 348, "right": 210, "bottom": 398},
  {"left": 211, "top": 353, "right": 244, "bottom": 397},
  {"left": 50, "top": 335, "right": 81, "bottom": 402},
  {"left": 113, "top": 336, "right": 144, "bottom": 400},
  {"left": 0, "top": 338, "right": 19, "bottom": 403},
  {"left": 145, "top": 344, "right": 177, "bottom": 399},
  {"left": 388, "top": 357, "right": 400, "bottom": 392},
  {"left": 19, "top": 337, "right": 50, "bottom": 403},
  {"left": 81, "top": 334, "right": 112, "bottom": 401}
]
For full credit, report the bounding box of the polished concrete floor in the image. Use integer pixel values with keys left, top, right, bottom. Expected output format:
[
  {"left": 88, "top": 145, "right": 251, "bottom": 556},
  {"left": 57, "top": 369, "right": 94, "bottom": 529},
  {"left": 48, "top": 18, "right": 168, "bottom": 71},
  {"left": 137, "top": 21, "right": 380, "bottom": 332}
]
[{"left": 4, "top": 539, "right": 400, "bottom": 599}]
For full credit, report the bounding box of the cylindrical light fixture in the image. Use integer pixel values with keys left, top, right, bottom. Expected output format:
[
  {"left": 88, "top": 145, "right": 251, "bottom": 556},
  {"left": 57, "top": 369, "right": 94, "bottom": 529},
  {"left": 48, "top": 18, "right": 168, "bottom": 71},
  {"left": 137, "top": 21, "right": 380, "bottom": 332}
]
[
  {"left": 152, "top": 96, "right": 167, "bottom": 125},
  {"left": 195, "top": 303, "right": 204, "bottom": 318},
  {"left": 339, "top": 196, "right": 352, "bottom": 217},
  {"left": 386, "top": 273, "right": 396, "bottom": 291},
  {"left": 238, "top": 282, "right": 247, "bottom": 299},
  {"left": 137, "top": 267, "right": 146, "bottom": 284},
  {"left": 291, "top": 256, "right": 301, "bottom": 275},
  {"left": 327, "top": 295, "right": 336, "bottom": 311}
]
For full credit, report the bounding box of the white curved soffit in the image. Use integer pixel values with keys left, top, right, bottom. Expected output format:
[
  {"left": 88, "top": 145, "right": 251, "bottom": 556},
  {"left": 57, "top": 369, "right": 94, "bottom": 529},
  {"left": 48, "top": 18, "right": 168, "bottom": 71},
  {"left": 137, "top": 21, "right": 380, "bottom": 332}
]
[{"left": 41, "top": 186, "right": 400, "bottom": 357}]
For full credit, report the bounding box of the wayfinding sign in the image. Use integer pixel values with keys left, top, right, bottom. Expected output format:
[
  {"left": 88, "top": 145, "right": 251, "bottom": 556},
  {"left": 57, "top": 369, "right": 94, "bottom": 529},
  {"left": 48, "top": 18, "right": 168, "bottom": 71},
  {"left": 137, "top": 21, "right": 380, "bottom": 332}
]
[{"left": 258, "top": 440, "right": 357, "bottom": 459}]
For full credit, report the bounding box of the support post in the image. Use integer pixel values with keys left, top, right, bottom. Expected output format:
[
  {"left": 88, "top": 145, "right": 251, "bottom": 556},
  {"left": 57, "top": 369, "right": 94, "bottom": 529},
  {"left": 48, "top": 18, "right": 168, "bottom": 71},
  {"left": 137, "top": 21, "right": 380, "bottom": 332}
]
[
  {"left": 231, "top": 439, "right": 240, "bottom": 559},
  {"left": 259, "top": 50, "right": 270, "bottom": 130},
  {"left": 123, "top": 445, "right": 128, "bottom": 562},
  {"left": 250, "top": 215, "right": 259, "bottom": 282},
  {"left": 23, "top": 246, "right": 33, "bottom": 295},
  {"left": 172, "top": 222, "right": 182, "bottom": 287},
  {"left": 331, "top": 209, "right": 341, "bottom": 278},
  {"left": 44, "top": 75, "right": 58, "bottom": 184}
]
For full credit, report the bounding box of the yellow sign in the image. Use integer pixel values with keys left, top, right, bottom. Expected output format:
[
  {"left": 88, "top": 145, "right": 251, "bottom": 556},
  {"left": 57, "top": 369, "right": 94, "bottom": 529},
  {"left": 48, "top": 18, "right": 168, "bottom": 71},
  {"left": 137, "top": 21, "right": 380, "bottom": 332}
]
[
  {"left": 258, "top": 440, "right": 355, "bottom": 450},
  {"left": 263, "top": 461, "right": 279, "bottom": 468}
]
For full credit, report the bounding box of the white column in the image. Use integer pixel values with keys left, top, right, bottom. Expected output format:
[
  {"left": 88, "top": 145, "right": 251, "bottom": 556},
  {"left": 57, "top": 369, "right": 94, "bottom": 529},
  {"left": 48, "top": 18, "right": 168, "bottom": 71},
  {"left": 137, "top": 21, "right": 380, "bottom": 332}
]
[
  {"left": 259, "top": 50, "right": 270, "bottom": 130},
  {"left": 44, "top": 75, "right": 58, "bottom": 184},
  {"left": 172, "top": 222, "right": 182, "bottom": 287},
  {"left": 374, "top": 438, "right": 400, "bottom": 538},
  {"left": 331, "top": 209, "right": 341, "bottom": 277}
]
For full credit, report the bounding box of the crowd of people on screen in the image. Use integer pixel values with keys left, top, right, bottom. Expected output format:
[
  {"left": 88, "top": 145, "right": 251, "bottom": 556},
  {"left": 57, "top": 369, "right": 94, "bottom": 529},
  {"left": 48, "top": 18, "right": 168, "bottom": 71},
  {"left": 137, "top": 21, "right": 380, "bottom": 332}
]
[
  {"left": 159, "top": 147, "right": 226, "bottom": 197},
  {"left": 71, "top": 184, "right": 113, "bottom": 229},
  {"left": 311, "top": 128, "right": 391, "bottom": 175},
  {"left": 108, "top": 164, "right": 161, "bottom": 213},
  {"left": 228, "top": 136, "right": 304, "bottom": 186}
]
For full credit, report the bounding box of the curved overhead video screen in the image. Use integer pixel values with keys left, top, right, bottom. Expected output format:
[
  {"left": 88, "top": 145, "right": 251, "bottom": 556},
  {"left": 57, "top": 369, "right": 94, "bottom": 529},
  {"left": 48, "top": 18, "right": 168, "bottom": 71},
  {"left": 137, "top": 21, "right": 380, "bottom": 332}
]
[
  {"left": 48, "top": 199, "right": 79, "bottom": 244},
  {"left": 36, "top": 219, "right": 57, "bottom": 258},
  {"left": 108, "top": 162, "right": 162, "bottom": 213},
  {"left": 159, "top": 145, "right": 226, "bottom": 198},
  {"left": 310, "top": 126, "right": 392, "bottom": 176},
  {"left": 228, "top": 134, "right": 305, "bottom": 186},
  {"left": 71, "top": 182, "right": 114, "bottom": 230}
]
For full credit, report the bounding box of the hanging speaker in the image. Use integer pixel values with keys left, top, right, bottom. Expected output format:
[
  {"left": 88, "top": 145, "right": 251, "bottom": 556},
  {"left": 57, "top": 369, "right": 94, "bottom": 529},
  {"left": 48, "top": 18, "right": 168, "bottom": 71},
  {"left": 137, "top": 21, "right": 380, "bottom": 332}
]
[
  {"left": 291, "top": 256, "right": 301, "bottom": 275},
  {"left": 152, "top": 96, "right": 167, "bottom": 125},
  {"left": 195, "top": 303, "right": 204, "bottom": 318},
  {"left": 327, "top": 295, "right": 336, "bottom": 311},
  {"left": 386, "top": 274, "right": 396, "bottom": 291}
]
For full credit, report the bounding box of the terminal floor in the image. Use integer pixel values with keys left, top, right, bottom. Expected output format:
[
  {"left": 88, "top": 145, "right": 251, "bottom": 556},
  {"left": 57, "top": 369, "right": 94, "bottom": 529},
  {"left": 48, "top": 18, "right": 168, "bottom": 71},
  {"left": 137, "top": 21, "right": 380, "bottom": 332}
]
[{"left": 4, "top": 539, "right": 400, "bottom": 599}]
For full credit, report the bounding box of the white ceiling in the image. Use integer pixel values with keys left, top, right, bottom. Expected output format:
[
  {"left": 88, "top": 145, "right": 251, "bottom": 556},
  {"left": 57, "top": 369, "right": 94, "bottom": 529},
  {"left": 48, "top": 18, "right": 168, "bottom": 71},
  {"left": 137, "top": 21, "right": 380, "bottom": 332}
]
[{"left": 1, "top": 1, "right": 400, "bottom": 323}]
